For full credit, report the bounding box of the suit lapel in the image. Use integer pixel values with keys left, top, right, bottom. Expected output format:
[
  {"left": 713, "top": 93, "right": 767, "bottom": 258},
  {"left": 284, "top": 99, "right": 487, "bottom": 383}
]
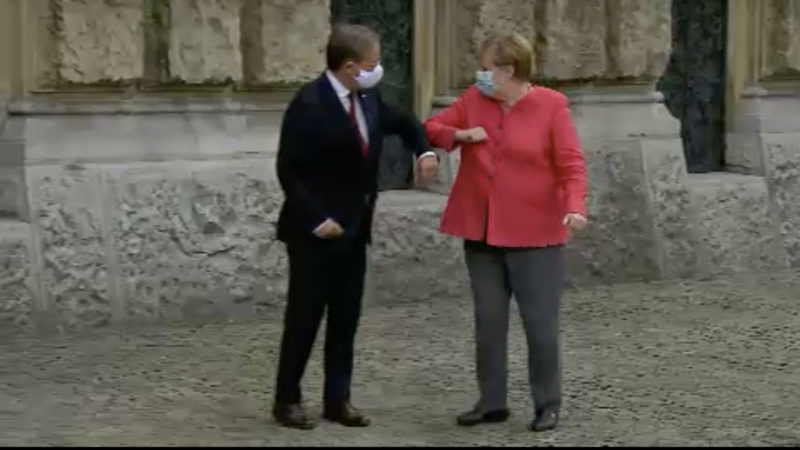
[
  {"left": 317, "top": 74, "right": 353, "bottom": 131},
  {"left": 317, "top": 74, "right": 371, "bottom": 161}
]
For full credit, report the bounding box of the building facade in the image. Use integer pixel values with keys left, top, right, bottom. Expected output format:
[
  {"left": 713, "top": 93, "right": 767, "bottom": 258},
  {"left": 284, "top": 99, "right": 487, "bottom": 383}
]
[{"left": 0, "top": 0, "right": 799, "bottom": 334}]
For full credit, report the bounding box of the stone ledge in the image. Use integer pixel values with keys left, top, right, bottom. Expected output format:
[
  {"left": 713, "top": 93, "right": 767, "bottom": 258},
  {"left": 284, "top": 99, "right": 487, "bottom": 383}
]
[
  {"left": 8, "top": 98, "right": 290, "bottom": 115},
  {"left": 3, "top": 113, "right": 283, "bottom": 166},
  {"left": 687, "top": 172, "right": 790, "bottom": 275},
  {"left": 370, "top": 191, "right": 466, "bottom": 305},
  {"left": 433, "top": 86, "right": 665, "bottom": 107}
]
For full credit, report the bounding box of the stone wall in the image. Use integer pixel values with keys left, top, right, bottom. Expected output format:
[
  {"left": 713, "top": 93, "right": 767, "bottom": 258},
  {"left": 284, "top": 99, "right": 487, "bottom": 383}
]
[
  {"left": 453, "top": 0, "right": 671, "bottom": 87},
  {"left": 0, "top": 108, "right": 467, "bottom": 334},
  {"left": 764, "top": 0, "right": 800, "bottom": 78},
  {"left": 38, "top": 0, "right": 330, "bottom": 87}
]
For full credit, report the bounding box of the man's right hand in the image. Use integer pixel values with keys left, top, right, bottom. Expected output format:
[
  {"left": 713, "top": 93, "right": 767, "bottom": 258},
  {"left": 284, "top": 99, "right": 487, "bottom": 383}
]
[
  {"left": 313, "top": 218, "right": 344, "bottom": 239},
  {"left": 455, "top": 127, "right": 488, "bottom": 144}
]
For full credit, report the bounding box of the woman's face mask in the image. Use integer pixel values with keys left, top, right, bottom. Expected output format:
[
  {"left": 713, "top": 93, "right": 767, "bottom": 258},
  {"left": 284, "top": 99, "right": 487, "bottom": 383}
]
[{"left": 475, "top": 66, "right": 512, "bottom": 97}]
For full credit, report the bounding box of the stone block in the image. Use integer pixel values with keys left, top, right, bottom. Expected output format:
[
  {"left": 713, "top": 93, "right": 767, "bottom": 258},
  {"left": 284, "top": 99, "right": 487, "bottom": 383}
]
[
  {"left": 0, "top": 220, "right": 34, "bottom": 335},
  {"left": 565, "top": 140, "right": 661, "bottom": 284},
  {"left": 11, "top": 112, "right": 283, "bottom": 165},
  {"left": 727, "top": 90, "right": 800, "bottom": 175},
  {"left": 105, "top": 158, "right": 285, "bottom": 323},
  {"left": 471, "top": 0, "right": 538, "bottom": 75},
  {"left": 0, "top": 139, "right": 27, "bottom": 219},
  {"left": 168, "top": 0, "right": 243, "bottom": 83},
  {"left": 26, "top": 165, "right": 111, "bottom": 332},
  {"left": 451, "top": 0, "right": 672, "bottom": 84},
  {"left": 762, "top": 132, "right": 800, "bottom": 267},
  {"left": 242, "top": 0, "right": 330, "bottom": 85},
  {"left": 605, "top": 0, "right": 671, "bottom": 79},
  {"left": 764, "top": 0, "right": 800, "bottom": 77},
  {"left": 688, "top": 173, "right": 789, "bottom": 275},
  {"left": 641, "top": 138, "right": 701, "bottom": 278},
  {"left": 453, "top": 0, "right": 484, "bottom": 88},
  {"left": 371, "top": 191, "right": 466, "bottom": 304},
  {"left": 569, "top": 90, "right": 680, "bottom": 140},
  {"left": 54, "top": 0, "right": 145, "bottom": 83},
  {"left": 538, "top": 0, "right": 607, "bottom": 80},
  {"left": 725, "top": 133, "right": 765, "bottom": 175}
]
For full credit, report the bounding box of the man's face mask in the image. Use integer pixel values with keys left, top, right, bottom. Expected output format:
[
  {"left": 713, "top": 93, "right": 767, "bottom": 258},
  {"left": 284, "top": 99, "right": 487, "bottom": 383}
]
[{"left": 354, "top": 63, "right": 384, "bottom": 90}]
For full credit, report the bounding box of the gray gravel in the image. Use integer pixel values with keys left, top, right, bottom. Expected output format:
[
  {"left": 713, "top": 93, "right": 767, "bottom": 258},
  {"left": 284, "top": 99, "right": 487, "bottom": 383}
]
[{"left": 2, "top": 271, "right": 800, "bottom": 446}]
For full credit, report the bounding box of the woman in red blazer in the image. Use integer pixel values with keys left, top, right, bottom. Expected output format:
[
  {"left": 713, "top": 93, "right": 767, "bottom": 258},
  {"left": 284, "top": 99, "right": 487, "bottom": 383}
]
[{"left": 425, "top": 33, "right": 588, "bottom": 432}]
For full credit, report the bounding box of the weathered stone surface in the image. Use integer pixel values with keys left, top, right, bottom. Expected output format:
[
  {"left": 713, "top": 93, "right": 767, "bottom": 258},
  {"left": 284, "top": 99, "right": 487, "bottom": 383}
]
[
  {"left": 538, "top": 0, "right": 607, "bottom": 80},
  {"left": 688, "top": 173, "right": 789, "bottom": 275},
  {"left": 168, "top": 0, "right": 243, "bottom": 83},
  {"left": 54, "top": 0, "right": 145, "bottom": 83},
  {"left": 26, "top": 166, "right": 111, "bottom": 332},
  {"left": 371, "top": 191, "right": 466, "bottom": 304},
  {"left": 473, "top": 0, "right": 537, "bottom": 75},
  {"left": 0, "top": 220, "right": 34, "bottom": 334},
  {"left": 568, "top": 89, "right": 680, "bottom": 139},
  {"left": 0, "top": 166, "right": 24, "bottom": 218},
  {"left": 764, "top": 0, "right": 800, "bottom": 77},
  {"left": 762, "top": 133, "right": 800, "bottom": 267},
  {"left": 605, "top": 0, "right": 671, "bottom": 79},
  {"left": 452, "top": 0, "right": 672, "bottom": 83},
  {"left": 241, "top": 0, "right": 330, "bottom": 85},
  {"left": 9, "top": 113, "right": 282, "bottom": 165},
  {"left": 566, "top": 140, "right": 661, "bottom": 284},
  {"left": 107, "top": 159, "right": 284, "bottom": 322},
  {"left": 453, "top": 0, "right": 483, "bottom": 88},
  {"left": 641, "top": 139, "right": 700, "bottom": 278}
]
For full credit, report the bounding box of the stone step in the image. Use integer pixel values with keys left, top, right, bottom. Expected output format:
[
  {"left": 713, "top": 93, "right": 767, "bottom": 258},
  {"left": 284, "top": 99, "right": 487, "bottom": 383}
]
[
  {"left": 0, "top": 219, "right": 34, "bottom": 335},
  {"left": 686, "top": 172, "right": 789, "bottom": 275},
  {"left": 369, "top": 191, "right": 465, "bottom": 305}
]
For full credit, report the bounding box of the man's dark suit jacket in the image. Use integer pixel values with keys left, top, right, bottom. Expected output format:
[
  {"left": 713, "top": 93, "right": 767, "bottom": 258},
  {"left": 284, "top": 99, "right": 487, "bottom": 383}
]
[{"left": 276, "top": 73, "right": 432, "bottom": 243}]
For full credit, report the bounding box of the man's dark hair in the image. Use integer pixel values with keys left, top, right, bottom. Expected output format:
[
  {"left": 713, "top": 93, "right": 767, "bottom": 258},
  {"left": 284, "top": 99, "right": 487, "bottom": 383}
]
[{"left": 326, "top": 24, "right": 380, "bottom": 70}]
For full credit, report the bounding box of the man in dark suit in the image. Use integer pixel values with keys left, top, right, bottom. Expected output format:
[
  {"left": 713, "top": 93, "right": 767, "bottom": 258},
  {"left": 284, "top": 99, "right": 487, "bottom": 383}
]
[{"left": 272, "top": 23, "right": 439, "bottom": 430}]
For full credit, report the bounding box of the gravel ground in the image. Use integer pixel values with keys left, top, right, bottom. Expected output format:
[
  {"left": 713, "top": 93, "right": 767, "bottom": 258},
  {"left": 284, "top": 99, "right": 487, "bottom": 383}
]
[{"left": 1, "top": 271, "right": 799, "bottom": 447}]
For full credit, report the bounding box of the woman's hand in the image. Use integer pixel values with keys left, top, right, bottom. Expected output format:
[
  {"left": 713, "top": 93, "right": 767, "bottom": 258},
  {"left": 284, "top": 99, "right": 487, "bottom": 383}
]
[
  {"left": 454, "top": 127, "right": 488, "bottom": 144},
  {"left": 563, "top": 213, "right": 588, "bottom": 231}
]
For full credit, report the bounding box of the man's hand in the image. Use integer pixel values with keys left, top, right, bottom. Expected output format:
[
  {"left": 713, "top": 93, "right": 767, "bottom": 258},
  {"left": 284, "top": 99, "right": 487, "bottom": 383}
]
[
  {"left": 563, "top": 213, "right": 588, "bottom": 231},
  {"left": 417, "top": 154, "right": 439, "bottom": 184},
  {"left": 313, "top": 218, "right": 344, "bottom": 239},
  {"left": 454, "top": 127, "right": 488, "bottom": 144}
]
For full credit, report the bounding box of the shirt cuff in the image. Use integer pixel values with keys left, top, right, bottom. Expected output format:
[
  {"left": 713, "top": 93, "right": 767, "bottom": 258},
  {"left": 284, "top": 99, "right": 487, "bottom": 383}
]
[
  {"left": 417, "top": 151, "right": 438, "bottom": 161},
  {"left": 312, "top": 219, "right": 328, "bottom": 235}
]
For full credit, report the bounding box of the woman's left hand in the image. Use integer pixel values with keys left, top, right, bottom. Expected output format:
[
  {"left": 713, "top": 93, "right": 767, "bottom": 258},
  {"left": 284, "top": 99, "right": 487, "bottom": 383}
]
[{"left": 563, "top": 213, "right": 588, "bottom": 231}]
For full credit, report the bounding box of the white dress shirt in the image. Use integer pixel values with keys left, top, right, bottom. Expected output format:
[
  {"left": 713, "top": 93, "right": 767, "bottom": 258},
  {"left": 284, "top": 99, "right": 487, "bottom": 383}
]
[
  {"left": 326, "top": 71, "right": 370, "bottom": 145},
  {"left": 313, "top": 71, "right": 437, "bottom": 235}
]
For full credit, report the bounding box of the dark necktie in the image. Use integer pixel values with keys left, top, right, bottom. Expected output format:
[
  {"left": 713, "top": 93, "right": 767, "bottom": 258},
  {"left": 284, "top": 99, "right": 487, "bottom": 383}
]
[{"left": 348, "top": 92, "right": 369, "bottom": 158}]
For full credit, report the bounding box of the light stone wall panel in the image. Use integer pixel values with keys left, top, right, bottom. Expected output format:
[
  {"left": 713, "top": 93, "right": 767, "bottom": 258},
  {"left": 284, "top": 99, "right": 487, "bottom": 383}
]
[
  {"left": 168, "top": 0, "right": 243, "bottom": 83},
  {"left": 764, "top": 0, "right": 800, "bottom": 78},
  {"left": 242, "top": 0, "right": 330, "bottom": 85},
  {"left": 54, "top": 0, "right": 146, "bottom": 83}
]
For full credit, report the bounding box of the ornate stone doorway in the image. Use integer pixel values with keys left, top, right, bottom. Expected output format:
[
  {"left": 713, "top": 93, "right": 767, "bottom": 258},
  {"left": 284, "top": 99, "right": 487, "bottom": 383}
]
[
  {"left": 658, "top": 0, "right": 729, "bottom": 173},
  {"left": 331, "top": 0, "right": 415, "bottom": 190}
]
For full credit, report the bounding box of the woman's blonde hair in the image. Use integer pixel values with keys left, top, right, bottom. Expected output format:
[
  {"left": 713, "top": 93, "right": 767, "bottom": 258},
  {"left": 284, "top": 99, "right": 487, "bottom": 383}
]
[{"left": 480, "top": 33, "right": 534, "bottom": 82}]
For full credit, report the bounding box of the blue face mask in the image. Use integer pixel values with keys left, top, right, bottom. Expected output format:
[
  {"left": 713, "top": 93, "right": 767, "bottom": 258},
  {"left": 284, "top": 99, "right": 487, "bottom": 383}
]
[{"left": 475, "top": 70, "right": 498, "bottom": 96}]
